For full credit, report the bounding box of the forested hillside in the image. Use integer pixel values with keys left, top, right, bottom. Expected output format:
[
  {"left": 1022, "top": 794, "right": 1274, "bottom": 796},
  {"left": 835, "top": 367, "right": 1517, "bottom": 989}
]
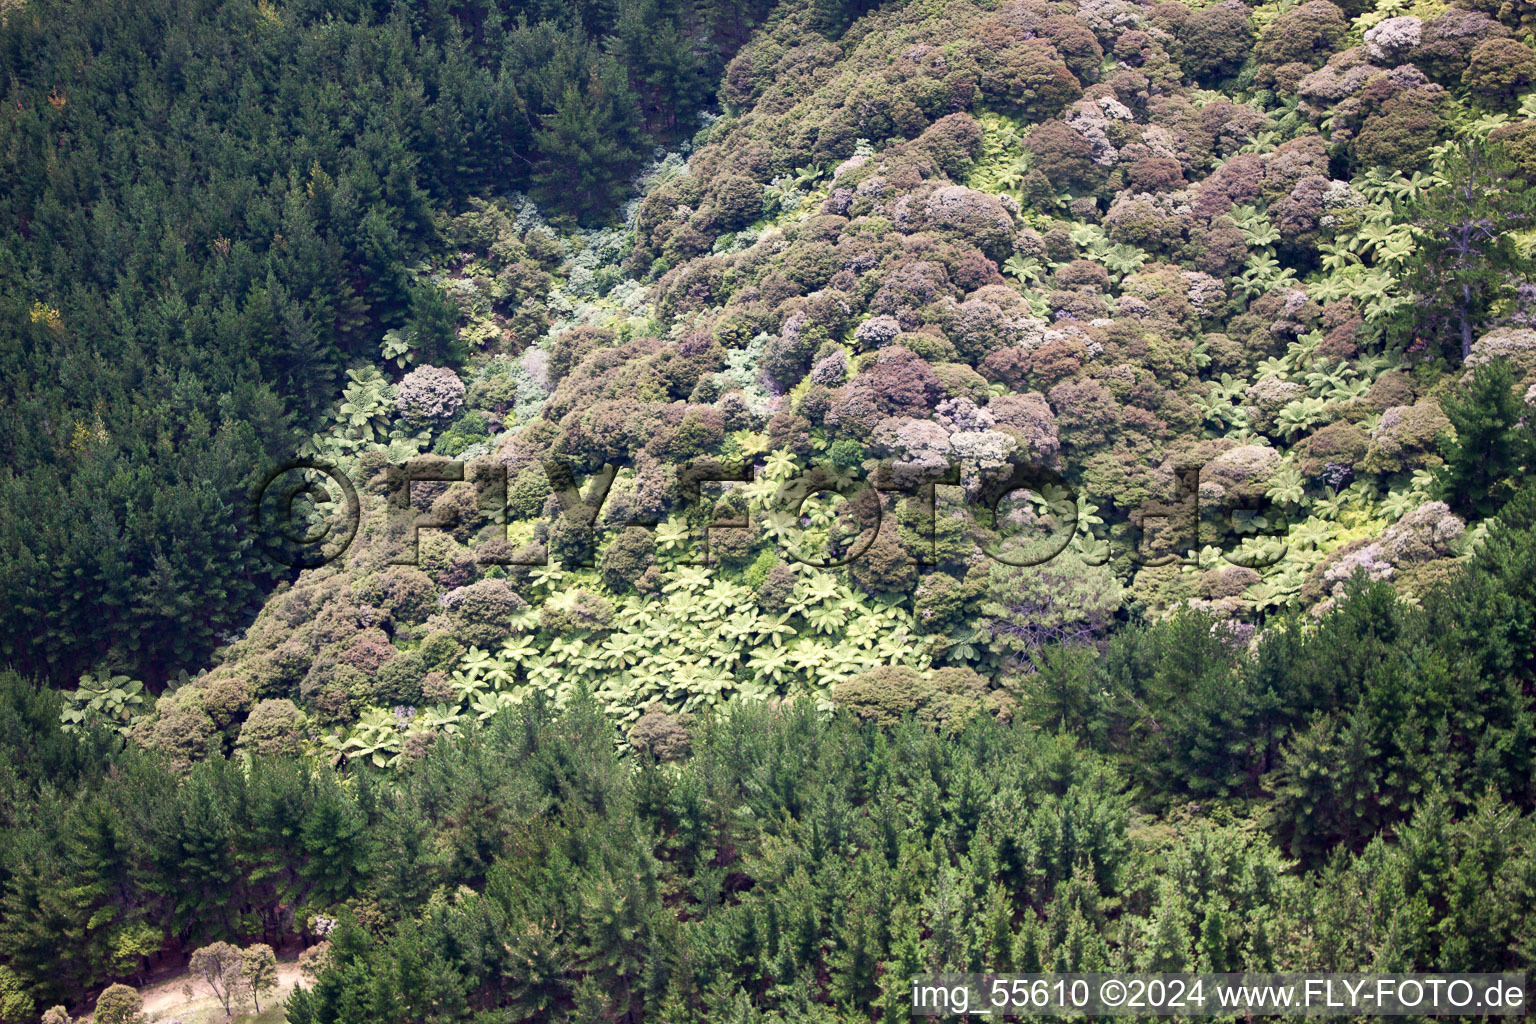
[
  {"left": 0, "top": 0, "right": 776, "bottom": 684},
  {"left": 2, "top": 0, "right": 1536, "bottom": 1018}
]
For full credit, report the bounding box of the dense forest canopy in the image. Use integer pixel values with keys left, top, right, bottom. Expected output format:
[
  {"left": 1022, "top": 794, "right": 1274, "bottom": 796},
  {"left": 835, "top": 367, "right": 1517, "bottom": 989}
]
[
  {"left": 2, "top": 0, "right": 1536, "bottom": 1018},
  {"left": 0, "top": 0, "right": 776, "bottom": 684}
]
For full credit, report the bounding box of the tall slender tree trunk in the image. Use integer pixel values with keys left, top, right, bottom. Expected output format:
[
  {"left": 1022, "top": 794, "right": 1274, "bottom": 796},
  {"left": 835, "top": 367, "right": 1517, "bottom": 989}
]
[{"left": 1461, "top": 284, "right": 1474, "bottom": 360}]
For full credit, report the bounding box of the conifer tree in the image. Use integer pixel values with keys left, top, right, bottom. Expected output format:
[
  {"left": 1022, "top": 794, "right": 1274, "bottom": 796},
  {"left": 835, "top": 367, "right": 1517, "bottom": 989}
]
[
  {"left": 1400, "top": 141, "right": 1536, "bottom": 359},
  {"left": 1437, "top": 361, "right": 1529, "bottom": 518}
]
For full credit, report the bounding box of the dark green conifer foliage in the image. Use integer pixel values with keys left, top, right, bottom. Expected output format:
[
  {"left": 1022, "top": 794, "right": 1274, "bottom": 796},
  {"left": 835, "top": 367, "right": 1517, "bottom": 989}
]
[
  {"left": 1398, "top": 141, "right": 1536, "bottom": 359},
  {"left": 0, "top": 0, "right": 771, "bottom": 685},
  {"left": 1437, "top": 361, "right": 1530, "bottom": 518}
]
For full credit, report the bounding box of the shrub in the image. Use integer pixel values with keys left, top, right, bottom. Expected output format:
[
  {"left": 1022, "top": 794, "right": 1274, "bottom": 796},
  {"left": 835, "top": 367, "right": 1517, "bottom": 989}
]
[
  {"left": 831, "top": 665, "right": 991, "bottom": 731},
  {"left": 1255, "top": 1, "right": 1348, "bottom": 70},
  {"left": 372, "top": 651, "right": 427, "bottom": 707},
  {"left": 913, "top": 570, "right": 982, "bottom": 632},
  {"left": 1294, "top": 421, "right": 1370, "bottom": 478},
  {"left": 989, "top": 392, "right": 1063, "bottom": 466},
  {"left": 1490, "top": 118, "right": 1536, "bottom": 180},
  {"left": 298, "top": 941, "right": 333, "bottom": 982},
  {"left": 396, "top": 365, "right": 467, "bottom": 421},
  {"left": 1465, "top": 326, "right": 1536, "bottom": 385},
  {"left": 1048, "top": 378, "right": 1123, "bottom": 456},
  {"left": 1042, "top": 15, "right": 1105, "bottom": 84},
  {"left": 1359, "top": 371, "right": 1417, "bottom": 413},
  {"left": 238, "top": 699, "right": 307, "bottom": 757},
  {"left": 1365, "top": 16, "right": 1422, "bottom": 64},
  {"left": 778, "top": 243, "right": 841, "bottom": 291},
  {"left": 337, "top": 629, "right": 396, "bottom": 674},
  {"left": 0, "top": 968, "right": 33, "bottom": 1024},
  {"left": 1379, "top": 500, "right": 1465, "bottom": 562},
  {"left": 1029, "top": 122, "right": 1102, "bottom": 192},
  {"left": 421, "top": 670, "right": 455, "bottom": 705},
  {"left": 601, "top": 526, "right": 657, "bottom": 594},
  {"left": 1199, "top": 564, "right": 1261, "bottom": 600},
  {"left": 1463, "top": 38, "right": 1536, "bottom": 107},
  {"left": 826, "top": 347, "right": 944, "bottom": 439},
  {"left": 904, "top": 113, "right": 986, "bottom": 179},
  {"left": 761, "top": 328, "right": 821, "bottom": 391},
  {"left": 133, "top": 694, "right": 218, "bottom": 771},
  {"left": 755, "top": 563, "right": 798, "bottom": 612},
  {"left": 972, "top": 35, "right": 1083, "bottom": 118},
  {"left": 1103, "top": 192, "right": 1195, "bottom": 255},
  {"left": 356, "top": 567, "right": 438, "bottom": 625},
  {"left": 92, "top": 985, "right": 144, "bottom": 1024},
  {"left": 198, "top": 670, "right": 256, "bottom": 730},
  {"left": 853, "top": 314, "right": 902, "bottom": 351},
  {"left": 832, "top": 665, "right": 931, "bottom": 725},
  {"left": 809, "top": 349, "right": 848, "bottom": 386},
  {"left": 1352, "top": 88, "right": 1445, "bottom": 170},
  {"left": 1197, "top": 444, "right": 1280, "bottom": 507},
  {"left": 848, "top": 531, "right": 919, "bottom": 595},
  {"left": 898, "top": 186, "right": 1017, "bottom": 262},
  {"left": 1269, "top": 174, "right": 1333, "bottom": 247},
  {"left": 1177, "top": 1, "right": 1255, "bottom": 83},
  {"left": 766, "top": 409, "right": 815, "bottom": 455},
  {"left": 441, "top": 579, "right": 525, "bottom": 647},
  {"left": 1055, "top": 259, "right": 1112, "bottom": 290},
  {"left": 709, "top": 174, "right": 765, "bottom": 231},
  {"left": 628, "top": 708, "right": 692, "bottom": 760},
  {"left": 538, "top": 590, "right": 614, "bottom": 634},
  {"left": 417, "top": 631, "right": 465, "bottom": 672},
  {"left": 890, "top": 329, "right": 957, "bottom": 362},
  {"left": 1125, "top": 156, "right": 1186, "bottom": 193},
  {"left": 1363, "top": 400, "right": 1453, "bottom": 473},
  {"left": 1414, "top": 9, "right": 1511, "bottom": 84},
  {"left": 549, "top": 326, "right": 615, "bottom": 386},
  {"left": 932, "top": 362, "right": 991, "bottom": 402},
  {"left": 650, "top": 404, "right": 726, "bottom": 462}
]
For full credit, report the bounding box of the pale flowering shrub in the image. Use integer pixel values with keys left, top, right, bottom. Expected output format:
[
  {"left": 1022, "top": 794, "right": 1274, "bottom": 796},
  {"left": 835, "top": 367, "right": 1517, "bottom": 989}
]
[
  {"left": 1183, "top": 272, "right": 1227, "bottom": 317},
  {"left": 934, "top": 396, "right": 994, "bottom": 433},
  {"left": 1322, "top": 543, "right": 1396, "bottom": 597},
  {"left": 1378, "top": 500, "right": 1465, "bottom": 563},
  {"left": 397, "top": 364, "right": 466, "bottom": 421},
  {"left": 1465, "top": 327, "right": 1536, "bottom": 386},
  {"left": 948, "top": 429, "right": 1017, "bottom": 471},
  {"left": 988, "top": 392, "right": 1062, "bottom": 466},
  {"left": 1362, "top": 399, "right": 1452, "bottom": 473},
  {"left": 810, "top": 350, "right": 848, "bottom": 387},
  {"left": 1199, "top": 445, "right": 1281, "bottom": 506},
  {"left": 870, "top": 416, "right": 953, "bottom": 486},
  {"left": 1366, "top": 16, "right": 1422, "bottom": 63},
  {"left": 854, "top": 315, "right": 902, "bottom": 349}
]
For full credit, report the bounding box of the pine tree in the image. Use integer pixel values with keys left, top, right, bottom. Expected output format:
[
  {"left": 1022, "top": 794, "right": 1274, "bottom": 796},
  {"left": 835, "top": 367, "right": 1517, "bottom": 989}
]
[
  {"left": 1399, "top": 140, "right": 1536, "bottom": 360},
  {"left": 879, "top": 903, "right": 925, "bottom": 1024},
  {"left": 1437, "top": 360, "right": 1529, "bottom": 518},
  {"left": 828, "top": 888, "right": 882, "bottom": 1009},
  {"left": 406, "top": 282, "right": 464, "bottom": 366},
  {"left": 605, "top": 0, "right": 707, "bottom": 131},
  {"left": 0, "top": 966, "right": 35, "bottom": 1024},
  {"left": 1139, "top": 882, "right": 1193, "bottom": 971},
  {"left": 532, "top": 58, "right": 644, "bottom": 223}
]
